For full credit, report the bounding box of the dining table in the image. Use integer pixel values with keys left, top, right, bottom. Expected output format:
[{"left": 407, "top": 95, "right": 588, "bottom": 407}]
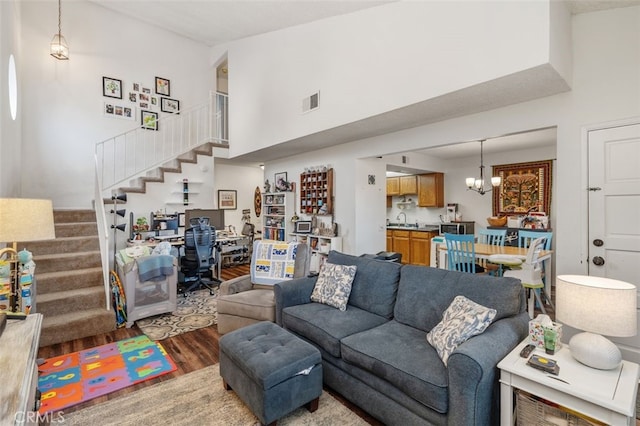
[{"left": 437, "top": 243, "right": 554, "bottom": 297}]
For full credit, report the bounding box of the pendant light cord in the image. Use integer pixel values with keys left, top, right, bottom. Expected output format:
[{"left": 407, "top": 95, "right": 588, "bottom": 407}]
[{"left": 58, "top": 0, "right": 62, "bottom": 37}]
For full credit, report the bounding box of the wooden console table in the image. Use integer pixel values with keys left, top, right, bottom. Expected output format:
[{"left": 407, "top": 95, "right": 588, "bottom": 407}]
[{"left": 0, "top": 314, "right": 43, "bottom": 426}]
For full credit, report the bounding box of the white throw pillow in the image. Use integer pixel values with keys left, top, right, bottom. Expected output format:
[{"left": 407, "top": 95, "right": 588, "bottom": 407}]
[
  {"left": 310, "top": 262, "right": 357, "bottom": 311},
  {"left": 426, "top": 295, "right": 497, "bottom": 366}
]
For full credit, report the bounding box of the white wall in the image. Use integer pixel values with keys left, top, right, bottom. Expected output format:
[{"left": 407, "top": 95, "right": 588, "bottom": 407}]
[
  {"left": 0, "top": 0, "right": 22, "bottom": 196},
  {"left": 18, "top": 1, "right": 214, "bottom": 208},
  {"left": 265, "top": 7, "right": 640, "bottom": 278},
  {"left": 227, "top": 1, "right": 560, "bottom": 157}
]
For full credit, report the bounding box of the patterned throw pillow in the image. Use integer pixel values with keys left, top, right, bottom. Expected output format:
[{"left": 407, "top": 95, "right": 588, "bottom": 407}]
[
  {"left": 310, "top": 262, "right": 357, "bottom": 311},
  {"left": 426, "top": 295, "right": 497, "bottom": 366}
]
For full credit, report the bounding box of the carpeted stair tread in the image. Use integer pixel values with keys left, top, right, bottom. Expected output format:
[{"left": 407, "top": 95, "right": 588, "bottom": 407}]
[
  {"left": 38, "top": 286, "right": 107, "bottom": 315},
  {"left": 20, "top": 236, "right": 99, "bottom": 255},
  {"left": 40, "top": 308, "right": 116, "bottom": 347},
  {"left": 35, "top": 251, "right": 102, "bottom": 274},
  {"left": 54, "top": 210, "right": 96, "bottom": 223},
  {"left": 37, "top": 268, "right": 104, "bottom": 294},
  {"left": 54, "top": 223, "right": 98, "bottom": 238}
]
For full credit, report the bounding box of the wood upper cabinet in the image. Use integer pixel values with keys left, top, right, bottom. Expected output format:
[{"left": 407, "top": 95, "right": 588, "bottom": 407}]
[
  {"left": 386, "top": 177, "right": 400, "bottom": 195},
  {"left": 387, "top": 175, "right": 418, "bottom": 196},
  {"left": 417, "top": 173, "right": 444, "bottom": 207},
  {"left": 399, "top": 175, "right": 417, "bottom": 195}
]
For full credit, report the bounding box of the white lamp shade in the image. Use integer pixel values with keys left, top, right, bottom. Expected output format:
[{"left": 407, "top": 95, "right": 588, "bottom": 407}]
[
  {"left": 465, "top": 177, "right": 475, "bottom": 188},
  {"left": 556, "top": 274, "right": 637, "bottom": 337},
  {"left": 0, "top": 198, "right": 56, "bottom": 243},
  {"left": 491, "top": 176, "right": 502, "bottom": 187}
]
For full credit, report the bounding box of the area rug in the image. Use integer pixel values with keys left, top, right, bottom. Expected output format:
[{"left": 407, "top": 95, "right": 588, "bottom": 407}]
[
  {"left": 38, "top": 335, "right": 176, "bottom": 415},
  {"left": 136, "top": 289, "right": 218, "bottom": 340},
  {"left": 61, "top": 364, "right": 368, "bottom": 425}
]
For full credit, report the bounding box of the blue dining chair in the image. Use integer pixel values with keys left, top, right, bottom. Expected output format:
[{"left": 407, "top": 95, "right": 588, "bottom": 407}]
[
  {"left": 518, "top": 230, "right": 552, "bottom": 250},
  {"left": 478, "top": 228, "right": 507, "bottom": 246},
  {"left": 478, "top": 228, "right": 507, "bottom": 275},
  {"left": 444, "top": 233, "right": 485, "bottom": 274}
]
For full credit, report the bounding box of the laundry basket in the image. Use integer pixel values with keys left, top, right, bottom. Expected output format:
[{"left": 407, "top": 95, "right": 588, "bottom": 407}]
[{"left": 515, "top": 391, "right": 605, "bottom": 426}]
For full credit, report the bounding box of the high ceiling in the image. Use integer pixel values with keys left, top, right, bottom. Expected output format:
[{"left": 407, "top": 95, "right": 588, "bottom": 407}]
[
  {"left": 90, "top": 0, "right": 640, "bottom": 47},
  {"left": 89, "top": 0, "right": 639, "bottom": 162}
]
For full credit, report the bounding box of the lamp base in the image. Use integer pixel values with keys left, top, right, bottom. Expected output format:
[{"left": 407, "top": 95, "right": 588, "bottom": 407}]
[{"left": 569, "top": 332, "right": 622, "bottom": 370}]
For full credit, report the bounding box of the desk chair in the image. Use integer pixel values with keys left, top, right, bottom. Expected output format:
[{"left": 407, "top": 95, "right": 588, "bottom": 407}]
[
  {"left": 504, "top": 237, "right": 554, "bottom": 318},
  {"left": 518, "top": 230, "right": 552, "bottom": 250},
  {"left": 444, "top": 233, "right": 485, "bottom": 274},
  {"left": 240, "top": 222, "right": 255, "bottom": 263},
  {"left": 478, "top": 228, "right": 507, "bottom": 275},
  {"left": 179, "top": 218, "right": 220, "bottom": 295}
]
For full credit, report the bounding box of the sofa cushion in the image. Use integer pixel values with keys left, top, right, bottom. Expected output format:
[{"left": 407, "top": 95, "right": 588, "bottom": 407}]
[
  {"left": 394, "top": 265, "right": 523, "bottom": 332},
  {"left": 310, "top": 262, "right": 357, "bottom": 311},
  {"left": 340, "top": 320, "right": 449, "bottom": 414},
  {"left": 217, "top": 289, "right": 275, "bottom": 322},
  {"left": 426, "top": 295, "right": 497, "bottom": 365},
  {"left": 281, "top": 303, "right": 389, "bottom": 358},
  {"left": 327, "top": 251, "right": 401, "bottom": 319}
]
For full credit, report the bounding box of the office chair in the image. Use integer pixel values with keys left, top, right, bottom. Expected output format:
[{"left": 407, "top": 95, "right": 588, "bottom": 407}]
[
  {"left": 240, "top": 222, "right": 255, "bottom": 263},
  {"left": 179, "top": 217, "right": 220, "bottom": 296}
]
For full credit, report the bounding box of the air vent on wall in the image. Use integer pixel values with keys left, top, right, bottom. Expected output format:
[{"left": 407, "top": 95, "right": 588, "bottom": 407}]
[{"left": 302, "top": 91, "right": 320, "bottom": 113}]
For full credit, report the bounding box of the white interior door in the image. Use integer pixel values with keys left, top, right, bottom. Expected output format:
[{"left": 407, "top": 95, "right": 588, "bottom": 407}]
[{"left": 588, "top": 122, "right": 640, "bottom": 362}]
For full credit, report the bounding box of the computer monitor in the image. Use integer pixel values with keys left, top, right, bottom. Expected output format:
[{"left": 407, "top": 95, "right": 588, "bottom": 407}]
[{"left": 184, "top": 209, "right": 225, "bottom": 232}]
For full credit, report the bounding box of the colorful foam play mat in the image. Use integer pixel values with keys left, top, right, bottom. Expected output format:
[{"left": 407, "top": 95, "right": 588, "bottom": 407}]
[{"left": 38, "top": 335, "right": 177, "bottom": 414}]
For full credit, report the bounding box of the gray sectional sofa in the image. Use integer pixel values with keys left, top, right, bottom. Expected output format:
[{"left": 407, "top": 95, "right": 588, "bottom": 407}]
[{"left": 274, "top": 250, "right": 529, "bottom": 425}]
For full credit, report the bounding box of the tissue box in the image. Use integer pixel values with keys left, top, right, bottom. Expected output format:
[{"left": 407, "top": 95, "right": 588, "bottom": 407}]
[{"left": 529, "top": 316, "right": 563, "bottom": 349}]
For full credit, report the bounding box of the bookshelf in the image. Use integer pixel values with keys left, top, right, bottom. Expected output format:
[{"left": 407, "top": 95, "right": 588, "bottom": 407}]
[{"left": 262, "top": 192, "right": 294, "bottom": 241}]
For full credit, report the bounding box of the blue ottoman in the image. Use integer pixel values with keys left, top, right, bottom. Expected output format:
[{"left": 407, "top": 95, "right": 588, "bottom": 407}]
[{"left": 219, "top": 321, "right": 323, "bottom": 426}]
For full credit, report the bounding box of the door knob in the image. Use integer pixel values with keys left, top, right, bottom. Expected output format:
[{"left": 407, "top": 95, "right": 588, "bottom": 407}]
[
  {"left": 593, "top": 239, "right": 604, "bottom": 247},
  {"left": 592, "top": 256, "right": 605, "bottom": 266}
]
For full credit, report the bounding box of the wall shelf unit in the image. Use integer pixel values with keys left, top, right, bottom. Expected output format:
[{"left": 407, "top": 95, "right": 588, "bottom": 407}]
[
  {"left": 262, "top": 192, "right": 294, "bottom": 241},
  {"left": 290, "top": 233, "right": 342, "bottom": 273},
  {"left": 300, "top": 168, "right": 334, "bottom": 215}
]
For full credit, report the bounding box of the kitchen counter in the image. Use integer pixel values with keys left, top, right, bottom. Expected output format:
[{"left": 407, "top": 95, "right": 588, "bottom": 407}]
[{"left": 387, "top": 224, "right": 439, "bottom": 232}]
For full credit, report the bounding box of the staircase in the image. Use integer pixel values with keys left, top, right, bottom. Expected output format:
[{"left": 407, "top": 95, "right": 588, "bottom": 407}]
[{"left": 27, "top": 210, "right": 116, "bottom": 347}]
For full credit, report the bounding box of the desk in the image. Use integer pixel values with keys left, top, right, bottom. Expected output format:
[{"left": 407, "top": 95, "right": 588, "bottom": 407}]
[
  {"left": 438, "top": 243, "right": 553, "bottom": 296},
  {"left": 498, "top": 340, "right": 639, "bottom": 425}
]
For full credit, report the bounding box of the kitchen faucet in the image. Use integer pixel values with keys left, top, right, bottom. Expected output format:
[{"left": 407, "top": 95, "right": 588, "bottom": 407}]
[{"left": 396, "top": 212, "right": 407, "bottom": 226}]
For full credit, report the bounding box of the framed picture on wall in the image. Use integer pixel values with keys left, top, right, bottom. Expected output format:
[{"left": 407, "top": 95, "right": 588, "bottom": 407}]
[
  {"left": 103, "top": 77, "right": 122, "bottom": 99},
  {"left": 155, "top": 77, "right": 170, "bottom": 96},
  {"left": 161, "top": 97, "right": 180, "bottom": 114},
  {"left": 218, "top": 190, "right": 237, "bottom": 210},
  {"left": 492, "top": 160, "right": 553, "bottom": 216},
  {"left": 141, "top": 110, "right": 158, "bottom": 131}
]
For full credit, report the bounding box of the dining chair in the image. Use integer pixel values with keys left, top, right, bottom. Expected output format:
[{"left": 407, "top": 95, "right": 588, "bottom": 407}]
[
  {"left": 503, "top": 236, "right": 554, "bottom": 318},
  {"left": 518, "top": 230, "right": 552, "bottom": 250},
  {"left": 478, "top": 228, "right": 507, "bottom": 275},
  {"left": 478, "top": 228, "right": 507, "bottom": 246},
  {"left": 444, "top": 233, "right": 485, "bottom": 274}
]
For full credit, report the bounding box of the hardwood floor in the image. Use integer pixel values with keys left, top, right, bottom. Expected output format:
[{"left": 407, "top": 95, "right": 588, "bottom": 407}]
[{"left": 37, "top": 263, "right": 380, "bottom": 424}]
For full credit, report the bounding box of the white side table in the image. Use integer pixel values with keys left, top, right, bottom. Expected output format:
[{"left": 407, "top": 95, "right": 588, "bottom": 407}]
[{"left": 498, "top": 339, "right": 640, "bottom": 426}]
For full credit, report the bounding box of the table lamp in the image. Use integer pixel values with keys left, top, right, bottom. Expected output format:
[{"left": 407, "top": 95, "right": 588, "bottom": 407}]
[
  {"left": 556, "top": 274, "right": 637, "bottom": 370},
  {"left": 0, "top": 198, "right": 56, "bottom": 312}
]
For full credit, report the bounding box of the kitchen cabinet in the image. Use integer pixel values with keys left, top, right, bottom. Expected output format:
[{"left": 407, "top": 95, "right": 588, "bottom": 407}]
[
  {"left": 417, "top": 173, "right": 444, "bottom": 207},
  {"left": 386, "top": 175, "right": 418, "bottom": 196},
  {"left": 389, "top": 229, "right": 410, "bottom": 263},
  {"left": 410, "top": 231, "right": 433, "bottom": 266},
  {"left": 399, "top": 175, "right": 417, "bottom": 195},
  {"left": 386, "top": 177, "right": 400, "bottom": 195},
  {"left": 388, "top": 229, "right": 437, "bottom": 265}
]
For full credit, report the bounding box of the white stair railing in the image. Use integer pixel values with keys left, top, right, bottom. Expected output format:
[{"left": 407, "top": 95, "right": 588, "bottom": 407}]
[{"left": 94, "top": 91, "right": 229, "bottom": 306}]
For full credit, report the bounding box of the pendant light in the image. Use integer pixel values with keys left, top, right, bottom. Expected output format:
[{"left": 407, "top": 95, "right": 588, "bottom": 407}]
[
  {"left": 465, "top": 140, "right": 501, "bottom": 195},
  {"left": 50, "top": 0, "right": 69, "bottom": 60}
]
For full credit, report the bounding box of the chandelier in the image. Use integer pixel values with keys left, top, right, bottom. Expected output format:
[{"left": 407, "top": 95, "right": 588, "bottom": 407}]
[
  {"left": 465, "top": 140, "right": 501, "bottom": 195},
  {"left": 50, "top": 0, "right": 69, "bottom": 60}
]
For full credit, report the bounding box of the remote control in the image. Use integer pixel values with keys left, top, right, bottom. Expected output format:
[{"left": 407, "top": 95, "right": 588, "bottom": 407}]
[{"left": 519, "top": 344, "right": 536, "bottom": 358}]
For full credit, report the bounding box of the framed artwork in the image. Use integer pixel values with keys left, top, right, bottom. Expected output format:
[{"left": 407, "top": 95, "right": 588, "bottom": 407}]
[
  {"left": 492, "top": 160, "right": 553, "bottom": 216},
  {"left": 218, "top": 190, "right": 237, "bottom": 210},
  {"left": 103, "top": 102, "right": 135, "bottom": 121},
  {"left": 274, "top": 172, "right": 288, "bottom": 191},
  {"left": 161, "top": 97, "right": 180, "bottom": 114},
  {"left": 102, "top": 77, "right": 122, "bottom": 99},
  {"left": 178, "top": 213, "right": 186, "bottom": 227},
  {"left": 141, "top": 110, "right": 158, "bottom": 131},
  {"left": 155, "top": 77, "right": 170, "bottom": 96}
]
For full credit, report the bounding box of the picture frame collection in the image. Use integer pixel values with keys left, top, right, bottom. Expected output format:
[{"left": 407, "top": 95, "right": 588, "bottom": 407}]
[{"left": 102, "top": 75, "right": 181, "bottom": 129}]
